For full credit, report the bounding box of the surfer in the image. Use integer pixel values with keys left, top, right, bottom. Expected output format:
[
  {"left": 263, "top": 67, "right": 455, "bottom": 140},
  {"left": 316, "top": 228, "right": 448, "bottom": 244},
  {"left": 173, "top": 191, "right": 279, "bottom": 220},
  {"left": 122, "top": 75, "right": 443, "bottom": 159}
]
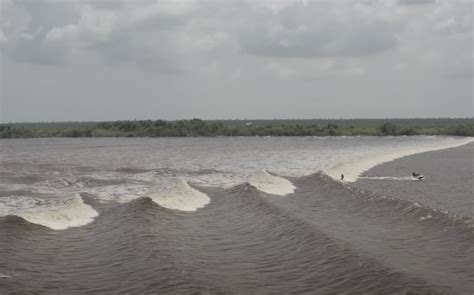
[
  {"left": 341, "top": 174, "right": 344, "bottom": 181},
  {"left": 412, "top": 172, "right": 424, "bottom": 180}
]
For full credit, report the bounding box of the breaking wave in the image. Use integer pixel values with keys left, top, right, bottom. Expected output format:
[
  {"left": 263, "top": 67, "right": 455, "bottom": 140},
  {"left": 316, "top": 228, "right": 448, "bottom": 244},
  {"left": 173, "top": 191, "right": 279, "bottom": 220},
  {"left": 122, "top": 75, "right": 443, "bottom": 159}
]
[
  {"left": 1, "top": 137, "right": 473, "bottom": 293},
  {"left": 325, "top": 137, "right": 474, "bottom": 182},
  {"left": 1, "top": 173, "right": 472, "bottom": 294},
  {"left": 13, "top": 195, "right": 98, "bottom": 230},
  {"left": 148, "top": 180, "right": 210, "bottom": 212},
  {"left": 247, "top": 169, "right": 295, "bottom": 196}
]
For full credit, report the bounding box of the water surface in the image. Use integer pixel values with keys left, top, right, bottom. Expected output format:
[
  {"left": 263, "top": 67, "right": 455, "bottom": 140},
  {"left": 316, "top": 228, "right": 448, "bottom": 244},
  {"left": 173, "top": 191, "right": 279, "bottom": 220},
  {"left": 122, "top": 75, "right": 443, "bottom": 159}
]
[{"left": 0, "top": 136, "right": 472, "bottom": 294}]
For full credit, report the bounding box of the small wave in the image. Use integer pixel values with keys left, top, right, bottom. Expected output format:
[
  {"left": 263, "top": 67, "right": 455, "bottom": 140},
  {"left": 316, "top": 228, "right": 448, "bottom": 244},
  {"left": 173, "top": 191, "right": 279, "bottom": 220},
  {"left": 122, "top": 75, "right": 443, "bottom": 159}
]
[
  {"left": 116, "top": 167, "right": 152, "bottom": 174},
  {"left": 16, "top": 195, "right": 99, "bottom": 230},
  {"left": 186, "top": 168, "right": 228, "bottom": 175},
  {"left": 41, "top": 176, "right": 127, "bottom": 189},
  {"left": 247, "top": 169, "right": 295, "bottom": 196},
  {"left": 149, "top": 180, "right": 210, "bottom": 212},
  {"left": 41, "top": 177, "right": 86, "bottom": 189},
  {"left": 0, "top": 273, "right": 12, "bottom": 279}
]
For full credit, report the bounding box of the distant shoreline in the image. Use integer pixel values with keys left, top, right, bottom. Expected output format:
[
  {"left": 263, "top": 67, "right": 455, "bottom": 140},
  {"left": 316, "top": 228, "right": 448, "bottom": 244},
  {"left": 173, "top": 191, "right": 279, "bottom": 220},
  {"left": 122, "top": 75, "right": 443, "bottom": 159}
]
[{"left": 1, "top": 118, "right": 473, "bottom": 138}]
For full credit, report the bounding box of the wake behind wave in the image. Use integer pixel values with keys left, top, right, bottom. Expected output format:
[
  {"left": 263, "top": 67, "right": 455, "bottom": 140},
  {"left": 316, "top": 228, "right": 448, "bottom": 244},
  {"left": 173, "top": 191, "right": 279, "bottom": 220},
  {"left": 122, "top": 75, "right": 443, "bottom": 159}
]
[{"left": 325, "top": 137, "right": 474, "bottom": 182}]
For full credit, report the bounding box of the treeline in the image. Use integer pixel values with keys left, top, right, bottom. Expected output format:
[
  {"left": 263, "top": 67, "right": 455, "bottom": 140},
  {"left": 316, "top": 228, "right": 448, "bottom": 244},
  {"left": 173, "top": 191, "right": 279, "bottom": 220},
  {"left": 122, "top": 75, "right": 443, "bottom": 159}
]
[
  {"left": 377, "top": 122, "right": 474, "bottom": 136},
  {"left": 0, "top": 118, "right": 473, "bottom": 138}
]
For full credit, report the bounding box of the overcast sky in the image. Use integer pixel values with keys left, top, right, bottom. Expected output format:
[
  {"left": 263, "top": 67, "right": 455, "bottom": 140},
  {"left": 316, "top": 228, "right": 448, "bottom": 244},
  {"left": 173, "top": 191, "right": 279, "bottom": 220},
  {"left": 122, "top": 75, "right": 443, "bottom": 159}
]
[{"left": 0, "top": 0, "right": 472, "bottom": 122}]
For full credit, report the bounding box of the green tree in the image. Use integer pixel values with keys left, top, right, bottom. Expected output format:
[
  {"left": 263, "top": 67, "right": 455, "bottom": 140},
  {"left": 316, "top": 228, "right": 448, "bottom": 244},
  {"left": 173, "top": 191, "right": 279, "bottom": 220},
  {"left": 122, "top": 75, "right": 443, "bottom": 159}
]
[{"left": 379, "top": 122, "right": 398, "bottom": 135}]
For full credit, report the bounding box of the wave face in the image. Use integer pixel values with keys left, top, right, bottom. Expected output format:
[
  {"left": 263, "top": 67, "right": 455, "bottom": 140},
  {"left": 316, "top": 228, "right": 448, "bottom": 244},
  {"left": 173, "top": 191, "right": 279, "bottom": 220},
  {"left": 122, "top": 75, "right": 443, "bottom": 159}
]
[{"left": 0, "top": 137, "right": 473, "bottom": 294}]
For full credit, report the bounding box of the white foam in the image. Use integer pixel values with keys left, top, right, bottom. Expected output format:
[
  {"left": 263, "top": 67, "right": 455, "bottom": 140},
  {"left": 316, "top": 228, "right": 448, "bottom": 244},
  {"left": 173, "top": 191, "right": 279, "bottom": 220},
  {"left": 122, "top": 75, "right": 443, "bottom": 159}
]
[
  {"left": 0, "top": 273, "right": 12, "bottom": 279},
  {"left": 247, "top": 169, "right": 295, "bottom": 196},
  {"left": 326, "top": 137, "right": 474, "bottom": 182},
  {"left": 18, "top": 195, "right": 99, "bottom": 230},
  {"left": 359, "top": 176, "right": 416, "bottom": 181},
  {"left": 90, "top": 183, "right": 152, "bottom": 203},
  {"left": 149, "top": 180, "right": 210, "bottom": 212},
  {"left": 0, "top": 195, "right": 46, "bottom": 216}
]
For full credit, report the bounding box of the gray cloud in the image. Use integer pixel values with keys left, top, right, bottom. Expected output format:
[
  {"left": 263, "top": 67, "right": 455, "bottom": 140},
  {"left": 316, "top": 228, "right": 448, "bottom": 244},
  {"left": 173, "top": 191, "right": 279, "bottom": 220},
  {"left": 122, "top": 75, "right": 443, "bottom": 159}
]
[
  {"left": 0, "top": 0, "right": 79, "bottom": 64},
  {"left": 7, "top": 34, "right": 68, "bottom": 65},
  {"left": 241, "top": 20, "right": 399, "bottom": 58},
  {"left": 14, "top": 0, "right": 79, "bottom": 31},
  {"left": 398, "top": 0, "right": 435, "bottom": 5},
  {"left": 2, "top": 0, "right": 404, "bottom": 68},
  {"left": 239, "top": 2, "right": 401, "bottom": 59},
  {"left": 0, "top": 0, "right": 472, "bottom": 122}
]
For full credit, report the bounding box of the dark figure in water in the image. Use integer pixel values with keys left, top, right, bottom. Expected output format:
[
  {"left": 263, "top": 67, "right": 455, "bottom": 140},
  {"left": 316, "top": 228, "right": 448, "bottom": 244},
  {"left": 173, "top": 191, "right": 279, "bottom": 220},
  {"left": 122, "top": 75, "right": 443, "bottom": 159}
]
[
  {"left": 412, "top": 172, "right": 424, "bottom": 180},
  {"left": 341, "top": 174, "right": 344, "bottom": 180}
]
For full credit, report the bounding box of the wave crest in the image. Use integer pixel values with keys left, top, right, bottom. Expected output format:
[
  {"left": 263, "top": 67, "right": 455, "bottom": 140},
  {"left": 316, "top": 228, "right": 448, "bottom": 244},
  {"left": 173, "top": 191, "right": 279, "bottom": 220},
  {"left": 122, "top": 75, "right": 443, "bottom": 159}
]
[
  {"left": 247, "top": 169, "right": 295, "bottom": 196},
  {"left": 325, "top": 137, "right": 474, "bottom": 182},
  {"left": 149, "top": 180, "right": 210, "bottom": 212},
  {"left": 17, "top": 194, "right": 99, "bottom": 230}
]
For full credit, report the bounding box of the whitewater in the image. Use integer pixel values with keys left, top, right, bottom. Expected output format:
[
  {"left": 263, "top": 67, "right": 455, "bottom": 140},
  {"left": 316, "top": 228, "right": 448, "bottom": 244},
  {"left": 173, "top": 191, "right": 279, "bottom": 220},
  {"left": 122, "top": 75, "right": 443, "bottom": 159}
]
[{"left": 0, "top": 136, "right": 473, "bottom": 294}]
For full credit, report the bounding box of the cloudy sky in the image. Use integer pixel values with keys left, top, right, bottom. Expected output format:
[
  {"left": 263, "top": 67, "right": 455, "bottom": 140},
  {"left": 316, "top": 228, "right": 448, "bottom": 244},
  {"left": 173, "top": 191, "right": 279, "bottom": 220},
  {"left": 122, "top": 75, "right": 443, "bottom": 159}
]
[{"left": 0, "top": 0, "right": 472, "bottom": 122}]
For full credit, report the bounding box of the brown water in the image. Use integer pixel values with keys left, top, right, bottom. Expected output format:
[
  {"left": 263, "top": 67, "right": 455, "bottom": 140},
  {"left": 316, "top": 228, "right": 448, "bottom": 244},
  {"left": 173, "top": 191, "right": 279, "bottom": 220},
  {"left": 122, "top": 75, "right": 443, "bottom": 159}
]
[
  {"left": 356, "top": 143, "right": 473, "bottom": 218},
  {"left": 0, "top": 137, "right": 472, "bottom": 294}
]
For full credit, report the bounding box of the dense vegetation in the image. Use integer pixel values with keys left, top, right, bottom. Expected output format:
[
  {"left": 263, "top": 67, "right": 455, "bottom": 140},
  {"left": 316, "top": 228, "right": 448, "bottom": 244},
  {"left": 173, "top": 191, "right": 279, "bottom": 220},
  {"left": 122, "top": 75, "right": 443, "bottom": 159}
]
[{"left": 0, "top": 118, "right": 473, "bottom": 138}]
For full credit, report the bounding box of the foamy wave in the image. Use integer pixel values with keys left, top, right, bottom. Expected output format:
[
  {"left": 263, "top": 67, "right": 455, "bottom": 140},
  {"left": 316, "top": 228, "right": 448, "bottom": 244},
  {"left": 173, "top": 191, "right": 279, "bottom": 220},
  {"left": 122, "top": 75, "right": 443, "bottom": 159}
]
[
  {"left": 18, "top": 195, "right": 99, "bottom": 230},
  {"left": 326, "top": 137, "right": 473, "bottom": 182},
  {"left": 149, "top": 180, "right": 210, "bottom": 212},
  {"left": 247, "top": 169, "right": 295, "bottom": 196}
]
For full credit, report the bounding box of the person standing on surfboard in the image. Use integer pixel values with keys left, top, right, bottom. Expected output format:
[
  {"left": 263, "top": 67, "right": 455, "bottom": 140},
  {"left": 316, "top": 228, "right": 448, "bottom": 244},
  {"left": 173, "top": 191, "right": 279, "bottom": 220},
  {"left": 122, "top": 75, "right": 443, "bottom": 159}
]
[{"left": 412, "top": 172, "right": 424, "bottom": 180}]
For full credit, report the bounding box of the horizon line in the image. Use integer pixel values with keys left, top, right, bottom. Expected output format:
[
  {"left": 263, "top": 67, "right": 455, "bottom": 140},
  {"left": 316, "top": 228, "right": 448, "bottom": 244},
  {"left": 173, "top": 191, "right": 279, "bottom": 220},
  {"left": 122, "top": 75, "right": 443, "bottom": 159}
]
[{"left": 1, "top": 117, "right": 473, "bottom": 125}]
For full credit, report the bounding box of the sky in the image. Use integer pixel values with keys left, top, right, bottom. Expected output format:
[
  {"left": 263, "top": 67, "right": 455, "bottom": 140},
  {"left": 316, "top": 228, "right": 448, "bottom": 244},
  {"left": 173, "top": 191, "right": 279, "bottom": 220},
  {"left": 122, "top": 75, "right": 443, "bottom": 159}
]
[{"left": 0, "top": 0, "right": 472, "bottom": 122}]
